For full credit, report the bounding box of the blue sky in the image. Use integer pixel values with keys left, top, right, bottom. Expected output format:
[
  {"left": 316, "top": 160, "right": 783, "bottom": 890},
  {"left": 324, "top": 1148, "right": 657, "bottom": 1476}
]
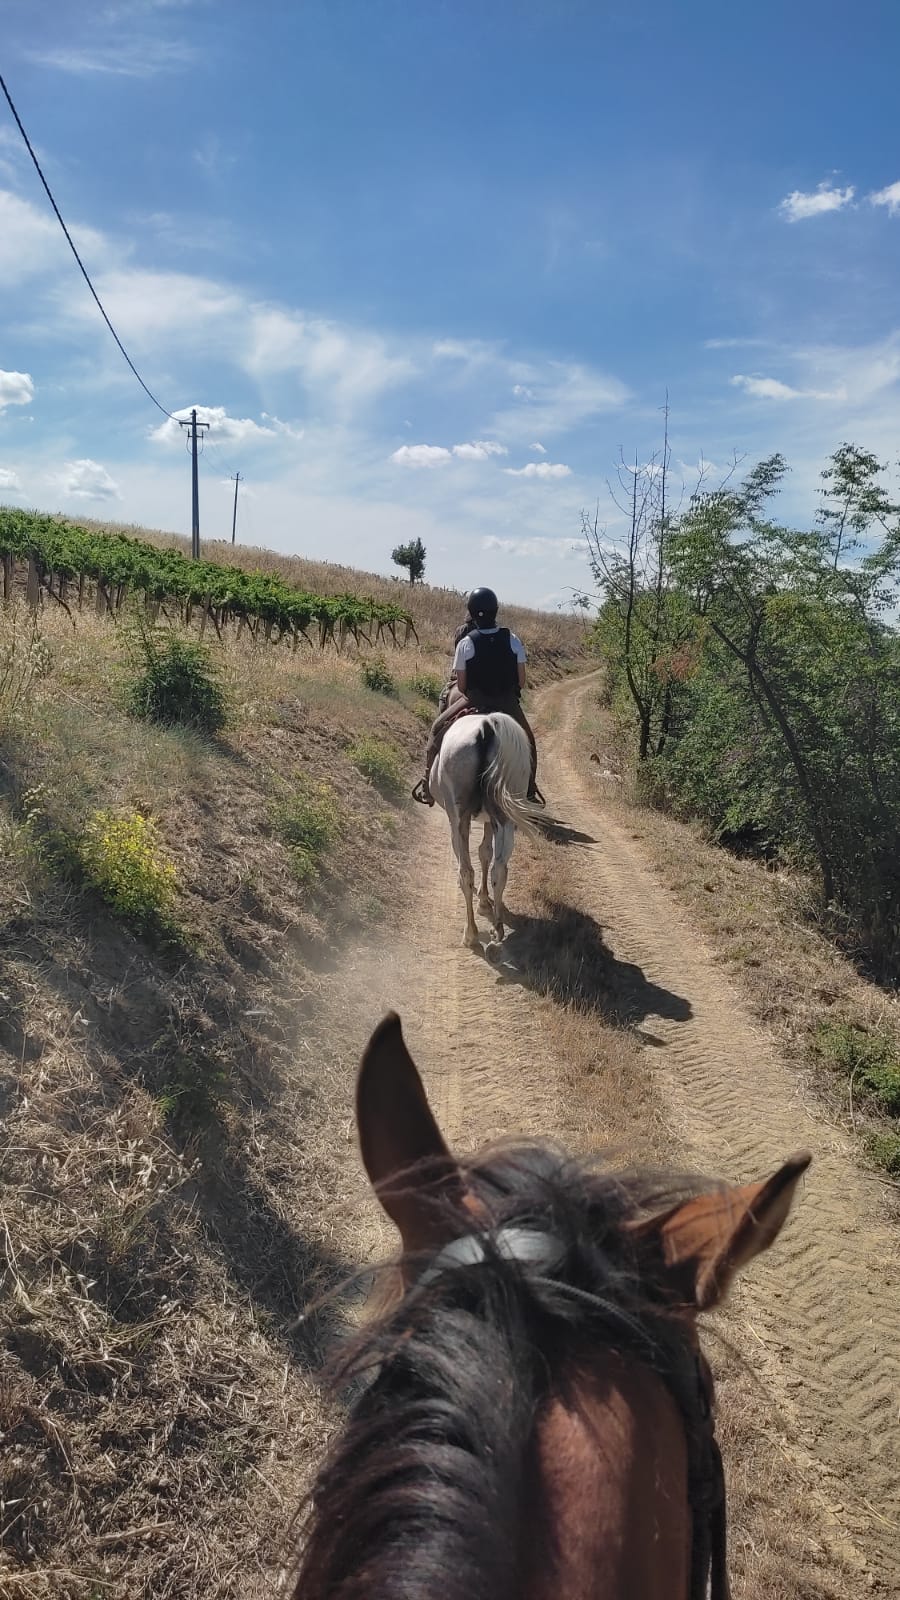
[{"left": 1, "top": 0, "right": 899, "bottom": 606}]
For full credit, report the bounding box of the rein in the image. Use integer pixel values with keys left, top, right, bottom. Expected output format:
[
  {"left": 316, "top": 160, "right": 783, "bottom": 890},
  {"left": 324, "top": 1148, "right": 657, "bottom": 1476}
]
[{"left": 417, "top": 1226, "right": 731, "bottom": 1600}]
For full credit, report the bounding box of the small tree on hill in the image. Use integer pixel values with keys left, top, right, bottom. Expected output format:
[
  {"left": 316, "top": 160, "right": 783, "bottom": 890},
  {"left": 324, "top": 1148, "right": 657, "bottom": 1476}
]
[{"left": 392, "top": 537, "right": 426, "bottom": 584}]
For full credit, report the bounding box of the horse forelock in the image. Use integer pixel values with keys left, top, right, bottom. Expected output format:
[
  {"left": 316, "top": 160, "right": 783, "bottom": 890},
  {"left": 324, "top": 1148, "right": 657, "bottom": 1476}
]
[{"left": 286, "top": 1145, "right": 704, "bottom": 1600}]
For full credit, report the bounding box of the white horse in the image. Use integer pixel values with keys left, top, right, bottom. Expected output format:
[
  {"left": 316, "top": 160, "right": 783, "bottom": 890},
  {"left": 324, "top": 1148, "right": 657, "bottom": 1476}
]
[{"left": 428, "top": 711, "right": 542, "bottom": 947}]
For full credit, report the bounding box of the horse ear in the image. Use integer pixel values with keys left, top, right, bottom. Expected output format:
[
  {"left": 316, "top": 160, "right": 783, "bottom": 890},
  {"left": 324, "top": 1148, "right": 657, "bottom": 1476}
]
[
  {"left": 356, "top": 1013, "right": 463, "bottom": 1256},
  {"left": 642, "top": 1152, "right": 811, "bottom": 1310}
]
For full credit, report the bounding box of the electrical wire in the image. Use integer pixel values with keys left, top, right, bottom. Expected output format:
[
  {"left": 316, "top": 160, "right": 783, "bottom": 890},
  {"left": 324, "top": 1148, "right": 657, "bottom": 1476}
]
[{"left": 0, "top": 70, "right": 179, "bottom": 421}]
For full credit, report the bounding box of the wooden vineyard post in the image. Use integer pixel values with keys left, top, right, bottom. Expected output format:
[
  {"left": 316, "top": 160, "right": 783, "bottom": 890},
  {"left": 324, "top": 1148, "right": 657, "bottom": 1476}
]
[
  {"left": 1, "top": 553, "right": 12, "bottom": 602},
  {"left": 26, "top": 558, "right": 40, "bottom": 611}
]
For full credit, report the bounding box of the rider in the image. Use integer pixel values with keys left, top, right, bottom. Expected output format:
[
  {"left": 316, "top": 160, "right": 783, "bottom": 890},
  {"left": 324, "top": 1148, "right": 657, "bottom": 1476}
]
[
  {"left": 437, "top": 617, "right": 475, "bottom": 713},
  {"left": 412, "top": 586, "right": 544, "bottom": 806}
]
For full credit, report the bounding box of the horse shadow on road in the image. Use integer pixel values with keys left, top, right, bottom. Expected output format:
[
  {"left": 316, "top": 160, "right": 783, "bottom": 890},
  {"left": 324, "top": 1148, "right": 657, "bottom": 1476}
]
[{"left": 485, "top": 900, "right": 692, "bottom": 1033}]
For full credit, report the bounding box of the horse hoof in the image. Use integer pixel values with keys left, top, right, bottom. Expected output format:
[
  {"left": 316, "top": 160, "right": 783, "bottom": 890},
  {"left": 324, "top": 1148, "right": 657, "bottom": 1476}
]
[{"left": 464, "top": 930, "right": 481, "bottom": 949}]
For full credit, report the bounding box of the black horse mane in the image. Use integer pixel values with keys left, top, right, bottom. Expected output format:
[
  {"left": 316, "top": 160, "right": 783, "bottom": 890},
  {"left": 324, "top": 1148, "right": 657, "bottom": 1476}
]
[{"left": 286, "top": 1143, "right": 704, "bottom": 1600}]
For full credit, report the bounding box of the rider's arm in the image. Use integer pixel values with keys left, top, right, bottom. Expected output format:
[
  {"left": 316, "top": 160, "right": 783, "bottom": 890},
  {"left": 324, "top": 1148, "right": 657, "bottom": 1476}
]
[{"left": 453, "top": 635, "right": 471, "bottom": 695}]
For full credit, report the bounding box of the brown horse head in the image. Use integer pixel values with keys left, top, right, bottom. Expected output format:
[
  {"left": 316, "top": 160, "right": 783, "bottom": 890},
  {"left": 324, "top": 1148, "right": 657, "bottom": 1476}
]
[{"left": 289, "top": 1013, "right": 810, "bottom": 1600}]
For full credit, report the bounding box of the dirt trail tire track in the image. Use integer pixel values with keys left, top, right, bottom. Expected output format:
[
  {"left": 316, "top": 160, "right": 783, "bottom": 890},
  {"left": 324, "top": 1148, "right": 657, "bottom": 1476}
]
[
  {"left": 537, "top": 674, "right": 899, "bottom": 1585},
  {"left": 336, "top": 811, "right": 563, "bottom": 1153},
  {"left": 322, "top": 671, "right": 897, "bottom": 1590}
]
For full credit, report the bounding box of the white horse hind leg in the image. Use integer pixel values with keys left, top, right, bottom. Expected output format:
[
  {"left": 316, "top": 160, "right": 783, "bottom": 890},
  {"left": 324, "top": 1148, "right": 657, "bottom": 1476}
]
[
  {"left": 449, "top": 811, "right": 479, "bottom": 947},
  {"left": 489, "top": 820, "right": 515, "bottom": 942},
  {"left": 477, "top": 820, "right": 494, "bottom": 915}
]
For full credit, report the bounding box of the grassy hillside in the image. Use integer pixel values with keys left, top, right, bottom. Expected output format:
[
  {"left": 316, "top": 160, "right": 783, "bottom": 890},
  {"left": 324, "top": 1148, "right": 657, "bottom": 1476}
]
[{"left": 0, "top": 518, "right": 585, "bottom": 1599}]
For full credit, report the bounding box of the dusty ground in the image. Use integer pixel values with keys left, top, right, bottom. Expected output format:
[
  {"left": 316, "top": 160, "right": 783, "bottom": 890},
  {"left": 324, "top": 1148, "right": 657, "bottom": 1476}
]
[{"left": 272, "top": 672, "right": 899, "bottom": 1598}]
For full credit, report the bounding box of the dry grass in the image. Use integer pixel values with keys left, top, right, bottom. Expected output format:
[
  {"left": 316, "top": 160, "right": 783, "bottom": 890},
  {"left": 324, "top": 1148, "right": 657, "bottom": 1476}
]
[
  {"left": 575, "top": 687, "right": 900, "bottom": 1183},
  {"left": 5, "top": 579, "right": 590, "bottom": 1599}
]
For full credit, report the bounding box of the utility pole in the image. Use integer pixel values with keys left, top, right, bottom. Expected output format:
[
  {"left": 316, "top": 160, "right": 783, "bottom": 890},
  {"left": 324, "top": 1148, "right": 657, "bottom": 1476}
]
[
  {"left": 178, "top": 408, "right": 209, "bottom": 560},
  {"left": 230, "top": 472, "right": 242, "bottom": 544}
]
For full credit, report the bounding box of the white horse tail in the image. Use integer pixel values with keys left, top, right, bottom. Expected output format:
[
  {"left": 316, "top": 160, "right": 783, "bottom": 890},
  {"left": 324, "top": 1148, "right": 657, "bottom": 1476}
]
[{"left": 478, "top": 714, "right": 543, "bottom": 836}]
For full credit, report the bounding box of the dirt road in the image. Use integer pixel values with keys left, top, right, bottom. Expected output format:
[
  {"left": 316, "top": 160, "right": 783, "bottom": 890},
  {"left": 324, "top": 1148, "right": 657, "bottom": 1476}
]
[{"left": 322, "top": 672, "right": 899, "bottom": 1594}]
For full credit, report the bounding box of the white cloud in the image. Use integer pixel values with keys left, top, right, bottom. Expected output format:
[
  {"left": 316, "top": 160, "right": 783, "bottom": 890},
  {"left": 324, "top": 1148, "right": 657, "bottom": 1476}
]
[
  {"left": 678, "top": 457, "right": 725, "bottom": 481},
  {"left": 870, "top": 181, "right": 900, "bottom": 217},
  {"left": 778, "top": 183, "right": 855, "bottom": 222},
  {"left": 53, "top": 259, "right": 414, "bottom": 418},
  {"left": 730, "top": 374, "right": 801, "bottom": 400},
  {"left": 192, "top": 134, "right": 235, "bottom": 179},
  {"left": 150, "top": 405, "right": 285, "bottom": 445},
  {"left": 503, "top": 461, "right": 572, "bottom": 479},
  {"left": 0, "top": 467, "right": 23, "bottom": 493},
  {"left": 0, "top": 371, "right": 34, "bottom": 410},
  {"left": 59, "top": 459, "right": 120, "bottom": 500},
  {"left": 451, "top": 440, "right": 507, "bottom": 461},
  {"left": 260, "top": 413, "right": 305, "bottom": 441},
  {"left": 433, "top": 337, "right": 496, "bottom": 366},
  {"left": 730, "top": 373, "right": 845, "bottom": 402},
  {"left": 26, "top": 38, "right": 195, "bottom": 77},
  {"left": 245, "top": 306, "right": 415, "bottom": 412},
  {"left": 0, "top": 189, "right": 108, "bottom": 286},
  {"left": 483, "top": 535, "right": 584, "bottom": 560},
  {"left": 530, "top": 441, "right": 547, "bottom": 454},
  {"left": 494, "top": 362, "right": 628, "bottom": 439},
  {"left": 57, "top": 265, "right": 241, "bottom": 344},
  {"left": 704, "top": 337, "right": 770, "bottom": 350},
  {"left": 390, "top": 444, "right": 452, "bottom": 467}
]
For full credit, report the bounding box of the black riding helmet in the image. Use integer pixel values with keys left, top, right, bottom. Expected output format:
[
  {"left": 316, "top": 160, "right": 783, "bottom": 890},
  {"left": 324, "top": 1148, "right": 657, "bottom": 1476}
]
[{"left": 467, "top": 586, "right": 499, "bottom": 625}]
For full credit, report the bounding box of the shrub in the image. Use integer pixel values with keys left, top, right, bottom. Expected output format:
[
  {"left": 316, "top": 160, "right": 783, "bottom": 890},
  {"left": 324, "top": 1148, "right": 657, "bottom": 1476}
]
[
  {"left": 81, "top": 809, "right": 178, "bottom": 933},
  {"left": 127, "top": 625, "right": 226, "bottom": 733},
  {"left": 405, "top": 670, "right": 443, "bottom": 704},
  {"left": 867, "top": 1131, "right": 900, "bottom": 1177},
  {"left": 157, "top": 1050, "right": 228, "bottom": 1128},
  {"left": 348, "top": 736, "right": 405, "bottom": 798},
  {"left": 414, "top": 699, "right": 435, "bottom": 725},
  {"left": 815, "top": 1021, "right": 900, "bottom": 1118},
  {"left": 361, "top": 657, "right": 396, "bottom": 696},
  {"left": 272, "top": 782, "right": 340, "bottom": 884}
]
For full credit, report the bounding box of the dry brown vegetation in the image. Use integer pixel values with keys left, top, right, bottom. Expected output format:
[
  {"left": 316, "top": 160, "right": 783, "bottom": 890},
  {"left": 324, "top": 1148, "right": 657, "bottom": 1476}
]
[{"left": 0, "top": 551, "right": 585, "bottom": 1600}]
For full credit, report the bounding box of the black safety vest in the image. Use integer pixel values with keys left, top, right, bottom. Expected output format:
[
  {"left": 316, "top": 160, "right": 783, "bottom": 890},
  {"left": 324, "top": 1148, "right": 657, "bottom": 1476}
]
[{"left": 466, "top": 629, "right": 520, "bottom": 698}]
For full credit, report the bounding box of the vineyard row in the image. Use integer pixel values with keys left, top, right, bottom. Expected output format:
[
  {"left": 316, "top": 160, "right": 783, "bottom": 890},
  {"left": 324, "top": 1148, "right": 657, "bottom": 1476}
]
[{"left": 0, "top": 510, "right": 417, "bottom": 648}]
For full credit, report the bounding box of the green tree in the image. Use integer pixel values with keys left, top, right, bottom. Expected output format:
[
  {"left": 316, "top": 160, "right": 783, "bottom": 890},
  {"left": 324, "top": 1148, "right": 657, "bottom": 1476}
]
[
  {"left": 667, "top": 447, "right": 900, "bottom": 965},
  {"left": 583, "top": 406, "right": 696, "bottom": 760},
  {"left": 391, "top": 537, "right": 426, "bottom": 584}
]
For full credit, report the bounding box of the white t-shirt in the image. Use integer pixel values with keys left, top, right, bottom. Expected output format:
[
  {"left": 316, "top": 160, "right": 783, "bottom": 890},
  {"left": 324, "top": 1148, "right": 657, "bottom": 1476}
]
[{"left": 453, "top": 626, "right": 526, "bottom": 673}]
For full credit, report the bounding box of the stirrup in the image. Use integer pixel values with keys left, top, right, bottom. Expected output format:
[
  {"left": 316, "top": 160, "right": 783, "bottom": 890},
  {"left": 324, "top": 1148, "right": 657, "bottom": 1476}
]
[{"left": 411, "top": 777, "right": 434, "bottom": 806}]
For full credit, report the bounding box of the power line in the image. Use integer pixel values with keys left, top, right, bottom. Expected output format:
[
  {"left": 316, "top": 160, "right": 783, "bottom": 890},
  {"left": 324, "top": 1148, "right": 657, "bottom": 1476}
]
[{"left": 0, "top": 71, "right": 178, "bottom": 421}]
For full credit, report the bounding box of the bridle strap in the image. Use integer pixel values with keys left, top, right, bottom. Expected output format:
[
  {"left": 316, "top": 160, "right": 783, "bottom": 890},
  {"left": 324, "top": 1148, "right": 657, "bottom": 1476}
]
[
  {"left": 709, "top": 1442, "right": 731, "bottom": 1600},
  {"left": 681, "top": 1356, "right": 730, "bottom": 1600},
  {"left": 414, "top": 1227, "right": 730, "bottom": 1600},
  {"left": 416, "top": 1226, "right": 566, "bottom": 1288}
]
